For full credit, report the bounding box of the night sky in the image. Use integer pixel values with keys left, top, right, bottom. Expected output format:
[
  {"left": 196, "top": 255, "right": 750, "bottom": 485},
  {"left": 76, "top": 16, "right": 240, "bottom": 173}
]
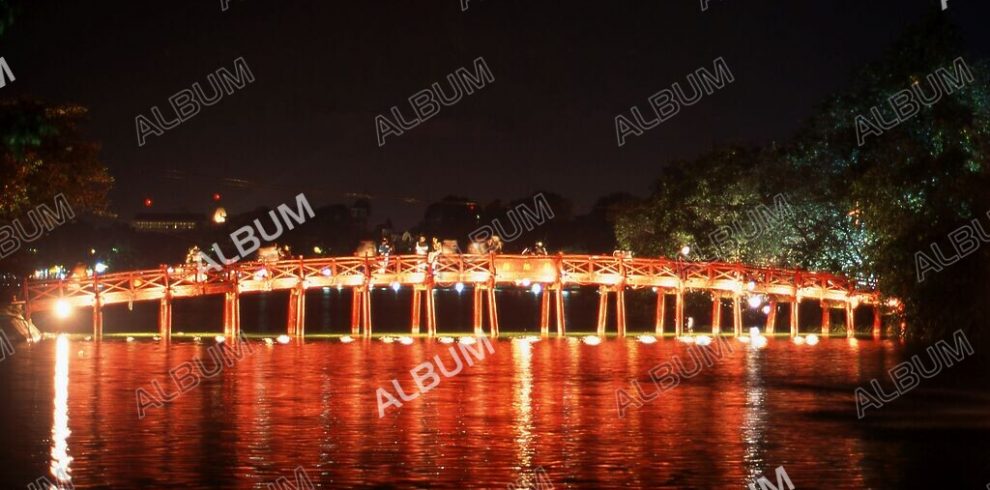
[{"left": 3, "top": 0, "right": 988, "bottom": 228}]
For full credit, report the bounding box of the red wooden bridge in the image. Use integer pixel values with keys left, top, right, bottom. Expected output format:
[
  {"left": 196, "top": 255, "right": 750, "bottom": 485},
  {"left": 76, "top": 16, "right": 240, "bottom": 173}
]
[{"left": 17, "top": 254, "right": 886, "bottom": 340}]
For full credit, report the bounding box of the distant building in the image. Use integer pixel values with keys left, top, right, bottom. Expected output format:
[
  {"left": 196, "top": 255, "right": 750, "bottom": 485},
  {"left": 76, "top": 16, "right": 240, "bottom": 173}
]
[{"left": 132, "top": 213, "right": 205, "bottom": 233}]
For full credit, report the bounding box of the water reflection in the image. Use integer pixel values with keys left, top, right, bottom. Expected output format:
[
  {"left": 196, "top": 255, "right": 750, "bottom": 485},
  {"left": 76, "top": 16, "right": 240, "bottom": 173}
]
[
  {"left": 511, "top": 339, "right": 534, "bottom": 471},
  {"left": 741, "top": 341, "right": 767, "bottom": 481},
  {"left": 50, "top": 335, "right": 72, "bottom": 487}
]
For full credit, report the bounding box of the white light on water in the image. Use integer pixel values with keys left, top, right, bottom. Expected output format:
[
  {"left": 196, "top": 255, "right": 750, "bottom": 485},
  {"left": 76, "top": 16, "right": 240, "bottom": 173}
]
[
  {"left": 793, "top": 336, "right": 806, "bottom": 345},
  {"left": 214, "top": 336, "right": 225, "bottom": 344},
  {"left": 458, "top": 337, "right": 477, "bottom": 345},
  {"left": 438, "top": 336, "right": 455, "bottom": 344},
  {"left": 276, "top": 335, "right": 291, "bottom": 345},
  {"left": 676, "top": 336, "right": 696, "bottom": 344},
  {"left": 398, "top": 336, "right": 414, "bottom": 345},
  {"left": 340, "top": 335, "right": 354, "bottom": 344},
  {"left": 696, "top": 335, "right": 712, "bottom": 346},
  {"left": 637, "top": 335, "right": 657, "bottom": 344},
  {"left": 749, "top": 327, "right": 761, "bottom": 337},
  {"left": 582, "top": 335, "right": 602, "bottom": 346},
  {"left": 126, "top": 337, "right": 135, "bottom": 342},
  {"left": 51, "top": 335, "right": 73, "bottom": 488},
  {"left": 806, "top": 334, "right": 820, "bottom": 346},
  {"left": 381, "top": 336, "right": 396, "bottom": 344}
]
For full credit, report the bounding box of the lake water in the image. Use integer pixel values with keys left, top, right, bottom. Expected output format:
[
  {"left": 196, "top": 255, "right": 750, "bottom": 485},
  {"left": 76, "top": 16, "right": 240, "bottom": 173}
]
[{"left": 2, "top": 328, "right": 989, "bottom": 489}]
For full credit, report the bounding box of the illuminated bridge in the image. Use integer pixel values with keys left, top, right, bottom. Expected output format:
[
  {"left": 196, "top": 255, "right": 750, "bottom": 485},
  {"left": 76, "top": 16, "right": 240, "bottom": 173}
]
[{"left": 17, "top": 254, "right": 887, "bottom": 340}]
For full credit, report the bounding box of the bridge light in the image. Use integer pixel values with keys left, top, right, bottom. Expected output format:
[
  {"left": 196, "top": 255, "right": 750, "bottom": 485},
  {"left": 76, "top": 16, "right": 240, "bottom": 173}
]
[
  {"left": 398, "top": 336, "right": 414, "bottom": 345},
  {"left": 680, "top": 245, "right": 691, "bottom": 257},
  {"left": 696, "top": 335, "right": 712, "bottom": 346},
  {"left": 806, "top": 334, "right": 820, "bottom": 346},
  {"left": 454, "top": 282, "right": 465, "bottom": 293},
  {"left": 747, "top": 295, "right": 762, "bottom": 309},
  {"left": 276, "top": 335, "right": 291, "bottom": 344},
  {"left": 340, "top": 335, "right": 354, "bottom": 343},
  {"left": 254, "top": 268, "right": 268, "bottom": 280},
  {"left": 458, "top": 336, "right": 477, "bottom": 345},
  {"left": 391, "top": 282, "right": 401, "bottom": 292},
  {"left": 214, "top": 336, "right": 225, "bottom": 344},
  {"left": 54, "top": 299, "right": 72, "bottom": 319},
  {"left": 94, "top": 262, "right": 108, "bottom": 274},
  {"left": 761, "top": 305, "right": 771, "bottom": 315},
  {"left": 746, "top": 281, "right": 756, "bottom": 291},
  {"left": 531, "top": 283, "right": 542, "bottom": 294},
  {"left": 320, "top": 267, "right": 332, "bottom": 277},
  {"left": 793, "top": 335, "right": 805, "bottom": 345},
  {"left": 521, "top": 279, "right": 531, "bottom": 287},
  {"left": 438, "top": 336, "right": 455, "bottom": 344},
  {"left": 637, "top": 335, "right": 657, "bottom": 344}
]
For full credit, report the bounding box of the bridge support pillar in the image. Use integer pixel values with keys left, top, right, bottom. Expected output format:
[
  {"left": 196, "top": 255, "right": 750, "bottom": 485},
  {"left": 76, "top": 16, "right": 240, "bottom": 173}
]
[
  {"left": 615, "top": 287, "right": 626, "bottom": 338},
  {"left": 596, "top": 287, "right": 608, "bottom": 337},
  {"left": 540, "top": 288, "right": 551, "bottom": 337},
  {"left": 92, "top": 297, "right": 103, "bottom": 342},
  {"left": 872, "top": 304, "right": 882, "bottom": 339},
  {"left": 674, "top": 289, "right": 685, "bottom": 337},
  {"left": 223, "top": 290, "right": 240, "bottom": 338},
  {"left": 765, "top": 297, "right": 777, "bottom": 335},
  {"left": 486, "top": 286, "right": 499, "bottom": 337},
  {"left": 711, "top": 294, "right": 721, "bottom": 336},
  {"left": 351, "top": 288, "right": 361, "bottom": 336},
  {"left": 423, "top": 287, "right": 435, "bottom": 337},
  {"left": 554, "top": 286, "right": 566, "bottom": 337},
  {"left": 845, "top": 301, "right": 856, "bottom": 338},
  {"left": 655, "top": 289, "right": 666, "bottom": 336},
  {"left": 732, "top": 294, "right": 742, "bottom": 337},
  {"left": 158, "top": 296, "right": 172, "bottom": 341},
  {"left": 411, "top": 288, "right": 422, "bottom": 335},
  {"left": 287, "top": 286, "right": 305, "bottom": 338},
  {"left": 790, "top": 297, "right": 800, "bottom": 338},
  {"left": 821, "top": 300, "right": 831, "bottom": 336},
  {"left": 472, "top": 287, "right": 484, "bottom": 336},
  {"left": 363, "top": 287, "right": 373, "bottom": 337}
]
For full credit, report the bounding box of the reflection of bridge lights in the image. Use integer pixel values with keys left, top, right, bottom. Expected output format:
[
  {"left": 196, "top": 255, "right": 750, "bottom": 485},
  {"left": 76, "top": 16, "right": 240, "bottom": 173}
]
[
  {"left": 676, "top": 336, "right": 696, "bottom": 344},
  {"left": 514, "top": 336, "right": 541, "bottom": 344},
  {"left": 381, "top": 336, "right": 396, "bottom": 344},
  {"left": 438, "top": 336, "right": 455, "bottom": 344},
  {"left": 696, "top": 335, "right": 712, "bottom": 346},
  {"left": 340, "top": 335, "right": 354, "bottom": 343},
  {"left": 454, "top": 282, "right": 465, "bottom": 293},
  {"left": 320, "top": 267, "right": 332, "bottom": 277},
  {"left": 391, "top": 282, "right": 401, "bottom": 292},
  {"left": 806, "top": 334, "right": 820, "bottom": 346},
  {"left": 749, "top": 327, "right": 761, "bottom": 337},
  {"left": 530, "top": 283, "right": 542, "bottom": 294},
  {"left": 263, "top": 338, "right": 275, "bottom": 346},
  {"left": 54, "top": 299, "right": 72, "bottom": 319},
  {"left": 581, "top": 335, "right": 602, "bottom": 346},
  {"left": 126, "top": 337, "right": 135, "bottom": 342},
  {"left": 398, "top": 336, "right": 414, "bottom": 345},
  {"left": 276, "top": 335, "right": 291, "bottom": 345},
  {"left": 793, "top": 336, "right": 805, "bottom": 345},
  {"left": 753, "top": 336, "right": 768, "bottom": 348},
  {"left": 748, "top": 295, "right": 762, "bottom": 309},
  {"left": 214, "top": 336, "right": 225, "bottom": 344},
  {"left": 458, "top": 336, "right": 477, "bottom": 345},
  {"left": 637, "top": 335, "right": 657, "bottom": 344}
]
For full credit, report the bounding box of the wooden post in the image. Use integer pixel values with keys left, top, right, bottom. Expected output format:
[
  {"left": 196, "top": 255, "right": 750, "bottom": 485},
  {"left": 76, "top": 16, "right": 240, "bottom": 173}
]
[
  {"left": 790, "top": 297, "right": 800, "bottom": 338},
  {"left": 674, "top": 289, "right": 685, "bottom": 337},
  {"left": 159, "top": 297, "right": 172, "bottom": 341},
  {"left": 615, "top": 287, "right": 626, "bottom": 338},
  {"left": 872, "top": 304, "right": 882, "bottom": 339},
  {"left": 223, "top": 289, "right": 240, "bottom": 338},
  {"left": 287, "top": 286, "right": 305, "bottom": 337},
  {"left": 732, "top": 294, "right": 742, "bottom": 337},
  {"left": 820, "top": 300, "right": 830, "bottom": 337},
  {"left": 710, "top": 294, "right": 721, "bottom": 335},
  {"left": 424, "top": 286, "right": 436, "bottom": 337},
  {"left": 350, "top": 288, "right": 361, "bottom": 336},
  {"left": 472, "top": 287, "right": 483, "bottom": 336},
  {"left": 411, "top": 288, "right": 422, "bottom": 334},
  {"left": 540, "top": 287, "right": 550, "bottom": 337},
  {"left": 595, "top": 287, "right": 608, "bottom": 336},
  {"left": 655, "top": 289, "right": 666, "bottom": 336},
  {"left": 845, "top": 301, "right": 856, "bottom": 338},
  {"left": 554, "top": 286, "right": 565, "bottom": 337},
  {"left": 765, "top": 297, "right": 777, "bottom": 335},
  {"left": 486, "top": 285, "right": 499, "bottom": 337},
  {"left": 92, "top": 274, "right": 103, "bottom": 341},
  {"left": 362, "top": 287, "right": 373, "bottom": 337}
]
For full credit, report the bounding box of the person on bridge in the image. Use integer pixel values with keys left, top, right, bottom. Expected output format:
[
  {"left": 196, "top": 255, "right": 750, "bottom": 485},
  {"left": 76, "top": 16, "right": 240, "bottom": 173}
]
[
  {"left": 523, "top": 241, "right": 548, "bottom": 255},
  {"left": 414, "top": 235, "right": 429, "bottom": 256},
  {"left": 487, "top": 235, "right": 503, "bottom": 254}
]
